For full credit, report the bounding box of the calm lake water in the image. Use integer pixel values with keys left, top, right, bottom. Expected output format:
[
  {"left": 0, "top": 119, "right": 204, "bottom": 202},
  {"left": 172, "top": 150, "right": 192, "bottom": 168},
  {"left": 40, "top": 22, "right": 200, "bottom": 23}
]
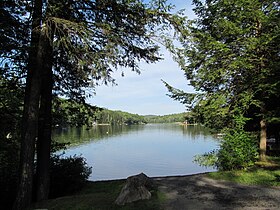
[{"left": 53, "top": 124, "right": 219, "bottom": 181}]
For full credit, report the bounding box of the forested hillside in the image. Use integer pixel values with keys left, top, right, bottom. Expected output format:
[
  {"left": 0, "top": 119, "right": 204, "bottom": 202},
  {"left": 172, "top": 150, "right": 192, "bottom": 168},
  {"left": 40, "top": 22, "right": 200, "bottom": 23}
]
[
  {"left": 144, "top": 113, "right": 186, "bottom": 123},
  {"left": 53, "top": 98, "right": 146, "bottom": 126},
  {"left": 95, "top": 109, "right": 146, "bottom": 125},
  {"left": 53, "top": 98, "right": 187, "bottom": 126}
]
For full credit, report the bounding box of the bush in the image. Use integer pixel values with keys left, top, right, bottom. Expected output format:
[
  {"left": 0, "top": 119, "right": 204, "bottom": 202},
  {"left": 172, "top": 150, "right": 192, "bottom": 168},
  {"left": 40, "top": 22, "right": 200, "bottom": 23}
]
[
  {"left": 49, "top": 154, "right": 92, "bottom": 198},
  {"left": 193, "top": 149, "right": 218, "bottom": 168},
  {"left": 217, "top": 128, "right": 258, "bottom": 170},
  {"left": 194, "top": 115, "right": 259, "bottom": 171}
]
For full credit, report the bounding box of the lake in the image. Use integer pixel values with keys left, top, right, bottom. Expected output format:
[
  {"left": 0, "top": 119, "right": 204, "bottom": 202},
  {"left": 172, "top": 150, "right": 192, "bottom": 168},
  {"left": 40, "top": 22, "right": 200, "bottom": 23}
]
[{"left": 53, "top": 123, "right": 219, "bottom": 181}]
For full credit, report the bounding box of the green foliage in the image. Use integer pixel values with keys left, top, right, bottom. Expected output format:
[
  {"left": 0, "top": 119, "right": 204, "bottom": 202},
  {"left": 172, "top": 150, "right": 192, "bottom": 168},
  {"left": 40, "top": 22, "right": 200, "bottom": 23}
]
[
  {"left": 0, "top": 74, "right": 24, "bottom": 140},
  {"left": 165, "top": 0, "right": 280, "bottom": 131},
  {"left": 52, "top": 99, "right": 193, "bottom": 127},
  {"left": 0, "top": 74, "right": 22, "bottom": 209},
  {"left": 52, "top": 98, "right": 101, "bottom": 127},
  {"left": 144, "top": 112, "right": 187, "bottom": 123},
  {"left": 217, "top": 128, "right": 258, "bottom": 171},
  {"left": 46, "top": 0, "right": 180, "bottom": 100},
  {"left": 193, "top": 150, "right": 218, "bottom": 168},
  {"left": 193, "top": 94, "right": 231, "bottom": 130},
  {"left": 195, "top": 116, "right": 259, "bottom": 170},
  {"left": 208, "top": 167, "right": 280, "bottom": 187},
  {"left": 53, "top": 98, "right": 147, "bottom": 127},
  {"left": 2, "top": 0, "right": 183, "bottom": 207},
  {"left": 216, "top": 115, "right": 259, "bottom": 170},
  {"left": 49, "top": 155, "right": 92, "bottom": 198},
  {"left": 95, "top": 109, "right": 146, "bottom": 125},
  {"left": 164, "top": 0, "right": 280, "bottom": 168}
]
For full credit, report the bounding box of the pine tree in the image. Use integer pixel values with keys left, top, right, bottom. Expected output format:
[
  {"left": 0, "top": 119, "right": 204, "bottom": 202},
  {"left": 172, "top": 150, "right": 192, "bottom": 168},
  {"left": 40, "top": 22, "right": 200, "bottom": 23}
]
[{"left": 165, "top": 0, "right": 280, "bottom": 161}]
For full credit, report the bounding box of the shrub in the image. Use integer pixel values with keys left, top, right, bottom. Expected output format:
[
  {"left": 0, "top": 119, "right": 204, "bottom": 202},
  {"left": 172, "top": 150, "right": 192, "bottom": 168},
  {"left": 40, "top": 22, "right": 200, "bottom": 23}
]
[
  {"left": 194, "top": 115, "right": 259, "bottom": 171},
  {"left": 49, "top": 154, "right": 92, "bottom": 198},
  {"left": 217, "top": 128, "right": 258, "bottom": 170}
]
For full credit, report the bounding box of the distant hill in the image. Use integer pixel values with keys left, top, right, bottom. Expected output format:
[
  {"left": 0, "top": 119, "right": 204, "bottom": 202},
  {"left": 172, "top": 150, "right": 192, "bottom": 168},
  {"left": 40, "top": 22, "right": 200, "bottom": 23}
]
[
  {"left": 53, "top": 98, "right": 147, "bottom": 126},
  {"left": 94, "top": 109, "right": 146, "bottom": 125},
  {"left": 53, "top": 98, "right": 188, "bottom": 127},
  {"left": 143, "top": 113, "right": 186, "bottom": 123}
]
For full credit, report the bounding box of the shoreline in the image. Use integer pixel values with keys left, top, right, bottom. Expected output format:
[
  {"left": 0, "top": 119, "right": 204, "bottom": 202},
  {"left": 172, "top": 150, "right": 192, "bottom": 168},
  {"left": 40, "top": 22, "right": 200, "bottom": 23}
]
[
  {"left": 89, "top": 172, "right": 210, "bottom": 183},
  {"left": 33, "top": 172, "right": 280, "bottom": 209}
]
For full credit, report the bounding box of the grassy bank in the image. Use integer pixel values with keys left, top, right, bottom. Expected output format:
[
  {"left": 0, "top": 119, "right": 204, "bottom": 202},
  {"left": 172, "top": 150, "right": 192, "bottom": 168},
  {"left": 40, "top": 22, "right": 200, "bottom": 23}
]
[
  {"left": 32, "top": 157, "right": 280, "bottom": 210},
  {"left": 31, "top": 179, "right": 165, "bottom": 210},
  {"left": 208, "top": 156, "right": 280, "bottom": 187}
]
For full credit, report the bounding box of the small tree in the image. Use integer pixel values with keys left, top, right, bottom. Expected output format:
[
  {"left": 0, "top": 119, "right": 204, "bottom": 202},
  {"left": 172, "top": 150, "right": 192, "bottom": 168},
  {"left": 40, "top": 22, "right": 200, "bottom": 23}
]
[
  {"left": 217, "top": 116, "right": 259, "bottom": 170},
  {"left": 194, "top": 115, "right": 259, "bottom": 170}
]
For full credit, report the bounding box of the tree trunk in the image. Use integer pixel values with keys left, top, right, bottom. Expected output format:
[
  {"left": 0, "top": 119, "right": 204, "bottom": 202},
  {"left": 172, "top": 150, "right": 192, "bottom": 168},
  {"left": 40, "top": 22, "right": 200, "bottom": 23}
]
[
  {"left": 13, "top": 1, "right": 43, "bottom": 209},
  {"left": 35, "top": 26, "right": 54, "bottom": 201},
  {"left": 260, "top": 119, "right": 267, "bottom": 161},
  {"left": 13, "top": 83, "right": 40, "bottom": 210}
]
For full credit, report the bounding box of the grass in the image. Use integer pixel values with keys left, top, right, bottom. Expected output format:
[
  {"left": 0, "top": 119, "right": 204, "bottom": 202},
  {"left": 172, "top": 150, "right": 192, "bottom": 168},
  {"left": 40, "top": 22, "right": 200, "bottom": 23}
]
[
  {"left": 31, "top": 179, "right": 165, "bottom": 210},
  {"left": 32, "top": 156, "right": 280, "bottom": 210},
  {"left": 207, "top": 156, "right": 280, "bottom": 187}
]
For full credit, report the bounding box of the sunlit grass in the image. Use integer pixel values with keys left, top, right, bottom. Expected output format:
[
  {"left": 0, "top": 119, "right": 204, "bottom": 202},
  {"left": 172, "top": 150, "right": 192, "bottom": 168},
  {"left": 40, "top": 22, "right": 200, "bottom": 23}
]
[
  {"left": 255, "top": 156, "right": 280, "bottom": 168},
  {"left": 32, "top": 156, "right": 280, "bottom": 209},
  {"left": 32, "top": 179, "right": 165, "bottom": 210},
  {"left": 208, "top": 156, "right": 280, "bottom": 187}
]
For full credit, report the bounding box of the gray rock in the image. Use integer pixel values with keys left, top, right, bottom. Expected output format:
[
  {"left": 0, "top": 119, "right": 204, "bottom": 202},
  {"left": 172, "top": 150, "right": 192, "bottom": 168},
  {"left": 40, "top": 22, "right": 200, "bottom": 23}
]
[{"left": 115, "top": 173, "right": 154, "bottom": 205}]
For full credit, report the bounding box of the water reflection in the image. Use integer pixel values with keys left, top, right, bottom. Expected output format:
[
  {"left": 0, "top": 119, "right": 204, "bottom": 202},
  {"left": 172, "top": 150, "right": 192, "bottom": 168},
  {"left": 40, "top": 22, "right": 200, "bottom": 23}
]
[
  {"left": 53, "top": 124, "right": 146, "bottom": 145},
  {"left": 53, "top": 124, "right": 219, "bottom": 181}
]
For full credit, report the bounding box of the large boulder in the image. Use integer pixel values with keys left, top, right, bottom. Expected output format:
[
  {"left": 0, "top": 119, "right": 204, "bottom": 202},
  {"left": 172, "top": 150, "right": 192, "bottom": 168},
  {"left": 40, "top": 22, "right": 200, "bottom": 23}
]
[{"left": 115, "top": 173, "right": 154, "bottom": 205}]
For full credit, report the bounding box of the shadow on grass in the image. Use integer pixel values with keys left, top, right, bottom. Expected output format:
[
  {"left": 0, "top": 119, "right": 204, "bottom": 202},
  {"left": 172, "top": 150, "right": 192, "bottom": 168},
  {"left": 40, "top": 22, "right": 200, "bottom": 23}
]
[
  {"left": 31, "top": 179, "right": 164, "bottom": 210},
  {"left": 255, "top": 156, "right": 280, "bottom": 171},
  {"left": 32, "top": 156, "right": 280, "bottom": 210}
]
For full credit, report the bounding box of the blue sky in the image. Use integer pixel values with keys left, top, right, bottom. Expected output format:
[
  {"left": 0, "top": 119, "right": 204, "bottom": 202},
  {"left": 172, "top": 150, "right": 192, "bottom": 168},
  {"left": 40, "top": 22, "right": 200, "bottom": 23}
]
[{"left": 87, "top": 1, "right": 195, "bottom": 115}]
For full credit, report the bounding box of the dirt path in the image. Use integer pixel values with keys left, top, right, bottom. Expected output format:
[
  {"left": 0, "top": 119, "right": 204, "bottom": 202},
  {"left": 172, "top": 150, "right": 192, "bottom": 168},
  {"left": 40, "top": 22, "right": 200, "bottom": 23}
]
[{"left": 153, "top": 173, "right": 280, "bottom": 210}]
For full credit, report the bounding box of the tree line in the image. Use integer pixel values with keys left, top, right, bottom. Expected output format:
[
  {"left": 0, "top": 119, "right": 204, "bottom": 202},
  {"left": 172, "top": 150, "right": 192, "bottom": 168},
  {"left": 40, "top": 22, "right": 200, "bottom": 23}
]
[
  {"left": 53, "top": 98, "right": 188, "bottom": 126},
  {"left": 53, "top": 99, "right": 191, "bottom": 125},
  {"left": 53, "top": 98, "right": 146, "bottom": 126},
  {"left": 144, "top": 113, "right": 187, "bottom": 123},
  {"left": 95, "top": 109, "right": 146, "bottom": 125}
]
